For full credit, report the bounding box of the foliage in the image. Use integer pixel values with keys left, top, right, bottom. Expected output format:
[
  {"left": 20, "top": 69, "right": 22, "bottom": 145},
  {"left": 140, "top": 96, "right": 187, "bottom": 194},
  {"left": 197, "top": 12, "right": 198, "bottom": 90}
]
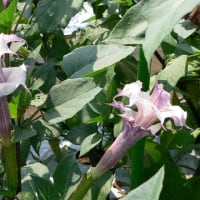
[{"left": 1, "top": 0, "right": 200, "bottom": 199}]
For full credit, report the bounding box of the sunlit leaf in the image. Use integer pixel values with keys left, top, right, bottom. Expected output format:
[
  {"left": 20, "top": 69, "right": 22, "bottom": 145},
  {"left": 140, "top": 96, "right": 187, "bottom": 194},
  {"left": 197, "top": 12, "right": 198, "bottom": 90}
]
[
  {"left": 151, "top": 55, "right": 187, "bottom": 90},
  {"left": 44, "top": 78, "right": 102, "bottom": 123},
  {"left": 107, "top": 0, "right": 200, "bottom": 65},
  {"left": 80, "top": 132, "right": 102, "bottom": 157},
  {"left": 34, "top": 0, "right": 83, "bottom": 32},
  {"left": 0, "top": 0, "right": 17, "bottom": 33},
  {"left": 61, "top": 45, "right": 135, "bottom": 78}
]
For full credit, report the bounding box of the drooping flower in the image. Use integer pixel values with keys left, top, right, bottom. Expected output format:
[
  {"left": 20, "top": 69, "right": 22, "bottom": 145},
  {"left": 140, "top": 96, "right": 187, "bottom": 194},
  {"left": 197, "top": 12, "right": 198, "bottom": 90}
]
[
  {"left": 93, "top": 81, "right": 189, "bottom": 178},
  {"left": 0, "top": 33, "right": 27, "bottom": 143}
]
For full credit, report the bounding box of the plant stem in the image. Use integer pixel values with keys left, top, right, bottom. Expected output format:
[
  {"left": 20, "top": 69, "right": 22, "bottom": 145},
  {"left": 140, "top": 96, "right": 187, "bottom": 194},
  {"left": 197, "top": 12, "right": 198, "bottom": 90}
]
[
  {"left": 3, "top": 142, "right": 18, "bottom": 198},
  {"left": 68, "top": 169, "right": 96, "bottom": 200},
  {"left": 129, "top": 45, "right": 150, "bottom": 189}
]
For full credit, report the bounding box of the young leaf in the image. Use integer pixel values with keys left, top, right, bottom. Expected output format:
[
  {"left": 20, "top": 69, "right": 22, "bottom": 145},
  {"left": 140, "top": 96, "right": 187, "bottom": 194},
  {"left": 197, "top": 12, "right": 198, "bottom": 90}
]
[{"left": 0, "top": 0, "right": 17, "bottom": 33}]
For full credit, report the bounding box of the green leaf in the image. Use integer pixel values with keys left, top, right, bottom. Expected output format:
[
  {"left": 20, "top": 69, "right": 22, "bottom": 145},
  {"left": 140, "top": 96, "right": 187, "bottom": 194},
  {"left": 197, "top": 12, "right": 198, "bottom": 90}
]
[
  {"left": 80, "top": 132, "right": 102, "bottom": 157},
  {"left": 13, "top": 126, "right": 37, "bottom": 142},
  {"left": 20, "top": 192, "right": 35, "bottom": 200},
  {"left": 31, "top": 176, "right": 60, "bottom": 200},
  {"left": 34, "top": 0, "right": 83, "bottom": 32},
  {"left": 106, "top": 1, "right": 147, "bottom": 45},
  {"left": 107, "top": 0, "right": 200, "bottom": 65},
  {"left": 8, "top": 95, "right": 19, "bottom": 118},
  {"left": 32, "top": 61, "right": 56, "bottom": 93},
  {"left": 174, "top": 19, "right": 197, "bottom": 40},
  {"left": 0, "top": 0, "right": 17, "bottom": 33},
  {"left": 44, "top": 78, "right": 102, "bottom": 123},
  {"left": 152, "top": 55, "right": 187, "bottom": 90},
  {"left": 122, "top": 167, "right": 165, "bottom": 200},
  {"left": 21, "top": 162, "right": 50, "bottom": 196},
  {"left": 66, "top": 123, "right": 97, "bottom": 145},
  {"left": 142, "top": 0, "right": 200, "bottom": 64},
  {"left": 32, "top": 119, "right": 61, "bottom": 139},
  {"left": 53, "top": 154, "right": 82, "bottom": 199},
  {"left": 61, "top": 45, "right": 135, "bottom": 78}
]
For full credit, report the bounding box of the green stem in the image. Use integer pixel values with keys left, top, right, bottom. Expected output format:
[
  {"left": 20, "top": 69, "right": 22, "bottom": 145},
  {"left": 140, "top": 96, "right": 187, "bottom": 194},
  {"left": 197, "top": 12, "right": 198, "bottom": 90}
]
[
  {"left": 68, "top": 168, "right": 96, "bottom": 200},
  {"left": 48, "top": 139, "right": 61, "bottom": 162},
  {"left": 3, "top": 142, "right": 18, "bottom": 198},
  {"left": 129, "top": 46, "right": 150, "bottom": 189}
]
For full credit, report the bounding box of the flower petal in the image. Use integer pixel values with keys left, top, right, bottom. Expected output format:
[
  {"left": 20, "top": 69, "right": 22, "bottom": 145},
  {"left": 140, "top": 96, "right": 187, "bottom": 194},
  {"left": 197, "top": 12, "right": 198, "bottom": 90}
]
[
  {"left": 158, "top": 105, "right": 188, "bottom": 128},
  {"left": 150, "top": 83, "right": 171, "bottom": 110},
  {"left": 0, "top": 64, "right": 29, "bottom": 97},
  {"left": 115, "top": 81, "right": 144, "bottom": 106},
  {"left": 0, "top": 33, "right": 25, "bottom": 58}
]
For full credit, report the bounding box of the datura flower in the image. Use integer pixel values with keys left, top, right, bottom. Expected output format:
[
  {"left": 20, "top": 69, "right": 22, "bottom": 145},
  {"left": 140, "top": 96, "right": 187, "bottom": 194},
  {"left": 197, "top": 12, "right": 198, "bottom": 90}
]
[
  {"left": 0, "top": 33, "right": 27, "bottom": 142},
  {"left": 93, "top": 81, "right": 189, "bottom": 177}
]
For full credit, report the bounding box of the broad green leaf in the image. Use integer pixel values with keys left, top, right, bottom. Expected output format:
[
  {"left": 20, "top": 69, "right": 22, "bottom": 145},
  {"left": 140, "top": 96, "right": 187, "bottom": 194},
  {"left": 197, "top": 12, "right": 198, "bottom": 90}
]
[
  {"left": 34, "top": 0, "right": 83, "bottom": 32},
  {"left": 32, "top": 119, "right": 61, "bottom": 139},
  {"left": 142, "top": 0, "right": 200, "bottom": 64},
  {"left": 174, "top": 19, "right": 197, "bottom": 40},
  {"left": 80, "top": 132, "right": 102, "bottom": 157},
  {"left": 122, "top": 167, "right": 164, "bottom": 200},
  {"left": 44, "top": 78, "right": 102, "bottom": 123},
  {"left": 32, "top": 61, "right": 56, "bottom": 93},
  {"left": 144, "top": 141, "right": 189, "bottom": 200},
  {"left": 53, "top": 154, "right": 82, "bottom": 199},
  {"left": 61, "top": 45, "right": 135, "bottom": 78},
  {"left": 66, "top": 123, "right": 97, "bottom": 145},
  {"left": 13, "top": 126, "right": 37, "bottom": 142},
  {"left": 107, "top": 0, "right": 200, "bottom": 65},
  {"left": 151, "top": 55, "right": 187, "bottom": 90},
  {"left": 0, "top": 0, "right": 17, "bottom": 33},
  {"left": 31, "top": 176, "right": 60, "bottom": 200},
  {"left": 21, "top": 162, "right": 50, "bottom": 196},
  {"left": 106, "top": 1, "right": 147, "bottom": 45}
]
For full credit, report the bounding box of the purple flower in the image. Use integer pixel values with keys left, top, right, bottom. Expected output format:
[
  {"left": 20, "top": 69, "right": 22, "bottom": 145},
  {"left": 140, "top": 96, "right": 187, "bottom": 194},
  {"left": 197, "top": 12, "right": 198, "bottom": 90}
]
[
  {"left": 0, "top": 33, "right": 27, "bottom": 143},
  {"left": 93, "top": 81, "right": 189, "bottom": 178}
]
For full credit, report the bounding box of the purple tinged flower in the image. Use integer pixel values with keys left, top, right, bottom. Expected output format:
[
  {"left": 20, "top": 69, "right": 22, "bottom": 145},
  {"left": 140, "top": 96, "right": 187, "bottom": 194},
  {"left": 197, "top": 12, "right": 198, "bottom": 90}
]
[
  {"left": 2, "top": 0, "right": 10, "bottom": 8},
  {"left": 93, "top": 81, "right": 189, "bottom": 178},
  {"left": 0, "top": 33, "right": 27, "bottom": 143},
  {"left": 0, "top": 33, "right": 25, "bottom": 58}
]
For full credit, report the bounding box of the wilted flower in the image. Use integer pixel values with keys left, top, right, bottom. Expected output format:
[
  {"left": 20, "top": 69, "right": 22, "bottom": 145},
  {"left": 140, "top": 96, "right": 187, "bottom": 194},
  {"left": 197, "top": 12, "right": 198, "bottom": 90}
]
[
  {"left": 0, "top": 33, "right": 27, "bottom": 143},
  {"left": 93, "top": 81, "right": 189, "bottom": 177}
]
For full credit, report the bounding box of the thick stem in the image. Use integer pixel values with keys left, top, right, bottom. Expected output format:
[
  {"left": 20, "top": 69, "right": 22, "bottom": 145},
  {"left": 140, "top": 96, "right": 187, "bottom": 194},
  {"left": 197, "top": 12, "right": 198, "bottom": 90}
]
[
  {"left": 68, "top": 169, "right": 96, "bottom": 200},
  {"left": 3, "top": 142, "right": 18, "bottom": 198}
]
